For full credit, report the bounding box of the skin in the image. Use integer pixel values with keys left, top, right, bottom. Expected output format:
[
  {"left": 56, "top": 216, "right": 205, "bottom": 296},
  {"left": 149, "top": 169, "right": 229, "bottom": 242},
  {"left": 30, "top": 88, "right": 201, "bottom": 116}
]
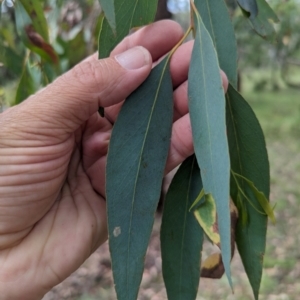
[{"left": 0, "top": 20, "right": 228, "bottom": 300}]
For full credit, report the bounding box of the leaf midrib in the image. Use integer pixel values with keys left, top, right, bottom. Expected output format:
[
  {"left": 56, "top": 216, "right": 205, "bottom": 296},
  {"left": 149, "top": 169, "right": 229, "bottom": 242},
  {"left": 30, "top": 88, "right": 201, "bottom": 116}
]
[
  {"left": 226, "top": 91, "right": 244, "bottom": 176},
  {"left": 126, "top": 58, "right": 170, "bottom": 295},
  {"left": 204, "top": 0, "right": 217, "bottom": 47},
  {"left": 195, "top": 12, "right": 216, "bottom": 200}
]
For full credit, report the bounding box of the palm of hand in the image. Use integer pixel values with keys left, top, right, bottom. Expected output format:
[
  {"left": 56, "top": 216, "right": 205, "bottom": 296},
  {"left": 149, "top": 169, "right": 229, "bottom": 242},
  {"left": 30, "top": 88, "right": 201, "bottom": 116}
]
[{"left": 0, "top": 107, "right": 109, "bottom": 298}]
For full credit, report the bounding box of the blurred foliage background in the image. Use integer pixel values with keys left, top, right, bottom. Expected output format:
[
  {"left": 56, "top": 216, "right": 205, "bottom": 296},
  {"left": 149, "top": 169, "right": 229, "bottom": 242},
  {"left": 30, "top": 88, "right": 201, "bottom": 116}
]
[
  {"left": 0, "top": 0, "right": 102, "bottom": 107},
  {"left": 1, "top": 0, "right": 300, "bottom": 299},
  {"left": 1, "top": 0, "right": 300, "bottom": 106}
]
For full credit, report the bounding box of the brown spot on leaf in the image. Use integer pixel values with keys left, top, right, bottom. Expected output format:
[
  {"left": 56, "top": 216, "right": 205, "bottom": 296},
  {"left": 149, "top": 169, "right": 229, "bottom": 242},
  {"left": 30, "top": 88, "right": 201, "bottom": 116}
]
[
  {"left": 201, "top": 253, "right": 224, "bottom": 279},
  {"left": 213, "top": 220, "right": 219, "bottom": 233},
  {"left": 200, "top": 199, "right": 239, "bottom": 278},
  {"left": 25, "top": 25, "right": 58, "bottom": 64},
  {"left": 30, "top": 10, "right": 37, "bottom": 18},
  {"left": 259, "top": 252, "right": 265, "bottom": 264}
]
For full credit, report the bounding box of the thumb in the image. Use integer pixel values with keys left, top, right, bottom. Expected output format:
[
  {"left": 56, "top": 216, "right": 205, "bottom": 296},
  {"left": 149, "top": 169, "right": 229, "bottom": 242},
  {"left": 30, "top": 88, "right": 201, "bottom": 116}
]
[{"left": 24, "top": 46, "right": 152, "bottom": 133}]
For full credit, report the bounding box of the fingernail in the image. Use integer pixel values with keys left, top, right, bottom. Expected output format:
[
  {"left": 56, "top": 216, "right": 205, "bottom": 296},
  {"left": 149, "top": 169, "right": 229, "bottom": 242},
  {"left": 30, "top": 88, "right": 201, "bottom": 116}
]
[{"left": 115, "top": 46, "right": 151, "bottom": 70}]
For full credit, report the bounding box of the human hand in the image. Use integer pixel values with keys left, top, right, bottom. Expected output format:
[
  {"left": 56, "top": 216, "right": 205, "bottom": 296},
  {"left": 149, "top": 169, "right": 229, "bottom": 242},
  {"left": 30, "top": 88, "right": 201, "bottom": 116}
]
[{"left": 0, "top": 20, "right": 228, "bottom": 300}]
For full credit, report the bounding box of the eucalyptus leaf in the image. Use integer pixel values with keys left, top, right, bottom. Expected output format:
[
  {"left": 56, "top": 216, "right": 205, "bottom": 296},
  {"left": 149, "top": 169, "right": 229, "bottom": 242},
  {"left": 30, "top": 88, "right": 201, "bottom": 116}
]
[
  {"left": 14, "top": 1, "right": 58, "bottom": 63},
  {"left": 194, "top": 193, "right": 220, "bottom": 245},
  {"left": 200, "top": 200, "right": 238, "bottom": 279},
  {"left": 232, "top": 171, "right": 275, "bottom": 223},
  {"left": 0, "top": 44, "right": 24, "bottom": 77},
  {"left": 226, "top": 84, "right": 270, "bottom": 300},
  {"left": 237, "top": 0, "right": 258, "bottom": 19},
  {"left": 19, "top": 0, "right": 49, "bottom": 42},
  {"left": 189, "top": 5, "right": 232, "bottom": 287},
  {"left": 161, "top": 156, "right": 203, "bottom": 300},
  {"left": 247, "top": 0, "right": 279, "bottom": 42},
  {"left": 189, "top": 188, "right": 205, "bottom": 211},
  {"left": 195, "top": 0, "right": 238, "bottom": 87},
  {"left": 106, "top": 57, "right": 173, "bottom": 300},
  {"left": 98, "top": 0, "right": 116, "bottom": 33},
  {"left": 98, "top": 0, "right": 158, "bottom": 58},
  {"left": 15, "top": 61, "right": 36, "bottom": 104}
]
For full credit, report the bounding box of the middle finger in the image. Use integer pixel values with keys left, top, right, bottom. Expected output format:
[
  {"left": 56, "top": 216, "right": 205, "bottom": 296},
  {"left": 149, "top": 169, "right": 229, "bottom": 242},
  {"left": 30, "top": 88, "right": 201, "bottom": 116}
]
[{"left": 105, "top": 40, "right": 194, "bottom": 123}]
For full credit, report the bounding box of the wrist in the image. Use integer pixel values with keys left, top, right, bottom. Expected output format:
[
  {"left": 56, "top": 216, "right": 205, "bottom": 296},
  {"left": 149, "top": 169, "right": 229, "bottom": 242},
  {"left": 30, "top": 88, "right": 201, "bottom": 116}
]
[
  {"left": 0, "top": 277, "right": 47, "bottom": 300},
  {"left": 0, "top": 287, "right": 45, "bottom": 300}
]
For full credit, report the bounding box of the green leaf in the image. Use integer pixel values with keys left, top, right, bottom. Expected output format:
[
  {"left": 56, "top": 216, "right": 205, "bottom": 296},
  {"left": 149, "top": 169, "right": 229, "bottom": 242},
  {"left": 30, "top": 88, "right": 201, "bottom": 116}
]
[
  {"left": 195, "top": 0, "right": 238, "bottom": 88},
  {"left": 19, "top": 0, "right": 49, "bottom": 42},
  {"left": 237, "top": 0, "right": 258, "bottom": 19},
  {"left": 189, "top": 188, "right": 205, "bottom": 211},
  {"left": 98, "top": 0, "right": 158, "bottom": 58},
  {"left": 232, "top": 171, "right": 275, "bottom": 224},
  {"left": 14, "top": 1, "right": 58, "bottom": 63},
  {"left": 247, "top": 0, "right": 279, "bottom": 42},
  {"left": 0, "top": 44, "right": 24, "bottom": 77},
  {"left": 226, "top": 84, "right": 270, "bottom": 300},
  {"left": 189, "top": 6, "right": 232, "bottom": 287},
  {"left": 98, "top": 0, "right": 116, "bottom": 33},
  {"left": 199, "top": 200, "right": 238, "bottom": 279},
  {"left": 106, "top": 57, "right": 173, "bottom": 300},
  {"left": 41, "top": 61, "right": 58, "bottom": 85},
  {"left": 15, "top": 61, "right": 36, "bottom": 104},
  {"left": 194, "top": 193, "right": 220, "bottom": 246},
  {"left": 161, "top": 155, "right": 203, "bottom": 300}
]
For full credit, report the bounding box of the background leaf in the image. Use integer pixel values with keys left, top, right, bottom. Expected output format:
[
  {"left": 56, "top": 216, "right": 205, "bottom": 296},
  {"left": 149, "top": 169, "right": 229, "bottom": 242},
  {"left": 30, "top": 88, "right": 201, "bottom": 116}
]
[
  {"left": 106, "top": 58, "right": 173, "bottom": 300},
  {"left": 0, "top": 44, "right": 24, "bottom": 77},
  {"left": 188, "top": 6, "right": 232, "bottom": 287},
  {"left": 14, "top": 1, "right": 58, "bottom": 63},
  {"left": 98, "top": 0, "right": 158, "bottom": 58},
  {"left": 15, "top": 61, "right": 36, "bottom": 104},
  {"left": 161, "top": 156, "right": 203, "bottom": 300},
  {"left": 98, "top": 0, "right": 116, "bottom": 33},
  {"left": 19, "top": 0, "right": 49, "bottom": 42},
  {"left": 237, "top": 0, "right": 258, "bottom": 19},
  {"left": 247, "top": 0, "right": 279, "bottom": 42},
  {"left": 226, "top": 84, "right": 270, "bottom": 300},
  {"left": 195, "top": 0, "right": 238, "bottom": 87}
]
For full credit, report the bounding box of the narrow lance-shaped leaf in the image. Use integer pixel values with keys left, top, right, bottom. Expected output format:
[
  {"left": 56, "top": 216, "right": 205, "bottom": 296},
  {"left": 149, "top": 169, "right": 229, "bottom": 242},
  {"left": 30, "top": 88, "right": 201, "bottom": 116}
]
[
  {"left": 246, "top": 0, "right": 279, "bottom": 42},
  {"left": 193, "top": 193, "right": 220, "bottom": 245},
  {"left": 232, "top": 171, "right": 275, "bottom": 223},
  {"left": 188, "top": 5, "right": 232, "bottom": 287},
  {"left": 195, "top": 0, "right": 238, "bottom": 88},
  {"left": 19, "top": 0, "right": 49, "bottom": 42},
  {"left": 0, "top": 3, "right": 3, "bottom": 21},
  {"left": 190, "top": 188, "right": 205, "bottom": 211},
  {"left": 226, "top": 84, "right": 270, "bottom": 300},
  {"left": 98, "top": 0, "right": 116, "bottom": 33},
  {"left": 0, "top": 43, "right": 24, "bottom": 77},
  {"left": 106, "top": 57, "right": 173, "bottom": 300},
  {"left": 15, "top": 60, "right": 36, "bottom": 104},
  {"left": 98, "top": 0, "right": 158, "bottom": 58},
  {"left": 161, "top": 155, "right": 203, "bottom": 300},
  {"left": 14, "top": 1, "right": 58, "bottom": 63},
  {"left": 198, "top": 200, "right": 238, "bottom": 279},
  {"left": 237, "top": 0, "right": 258, "bottom": 19}
]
